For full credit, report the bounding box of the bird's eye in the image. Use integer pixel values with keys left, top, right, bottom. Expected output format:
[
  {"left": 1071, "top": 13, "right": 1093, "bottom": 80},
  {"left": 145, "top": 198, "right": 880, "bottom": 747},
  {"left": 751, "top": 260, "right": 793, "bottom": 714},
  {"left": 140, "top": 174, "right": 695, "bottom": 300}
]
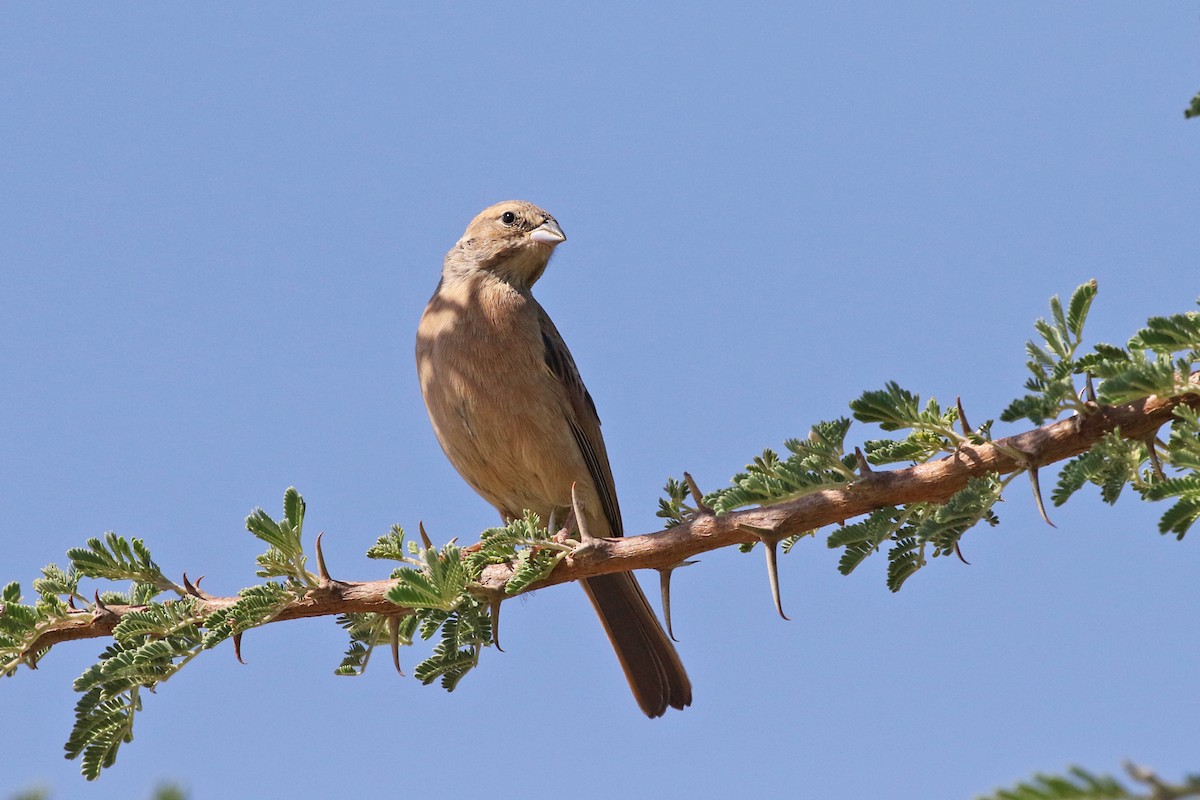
[{"left": 500, "top": 211, "right": 516, "bottom": 226}]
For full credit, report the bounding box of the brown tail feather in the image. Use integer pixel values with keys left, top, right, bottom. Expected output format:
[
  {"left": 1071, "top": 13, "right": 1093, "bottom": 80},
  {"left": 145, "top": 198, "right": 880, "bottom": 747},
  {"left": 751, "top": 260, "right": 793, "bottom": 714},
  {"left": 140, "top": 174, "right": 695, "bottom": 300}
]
[{"left": 581, "top": 572, "right": 692, "bottom": 717}]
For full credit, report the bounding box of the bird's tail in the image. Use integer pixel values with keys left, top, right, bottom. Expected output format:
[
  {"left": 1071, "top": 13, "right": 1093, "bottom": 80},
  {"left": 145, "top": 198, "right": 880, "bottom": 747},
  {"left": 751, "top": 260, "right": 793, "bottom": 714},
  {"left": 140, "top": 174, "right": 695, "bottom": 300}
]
[{"left": 581, "top": 572, "right": 692, "bottom": 717}]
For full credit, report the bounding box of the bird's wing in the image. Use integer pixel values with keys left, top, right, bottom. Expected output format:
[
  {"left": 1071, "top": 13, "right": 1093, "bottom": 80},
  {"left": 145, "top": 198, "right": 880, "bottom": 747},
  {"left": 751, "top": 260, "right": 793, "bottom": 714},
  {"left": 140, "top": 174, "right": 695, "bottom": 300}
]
[{"left": 536, "top": 304, "right": 624, "bottom": 537}]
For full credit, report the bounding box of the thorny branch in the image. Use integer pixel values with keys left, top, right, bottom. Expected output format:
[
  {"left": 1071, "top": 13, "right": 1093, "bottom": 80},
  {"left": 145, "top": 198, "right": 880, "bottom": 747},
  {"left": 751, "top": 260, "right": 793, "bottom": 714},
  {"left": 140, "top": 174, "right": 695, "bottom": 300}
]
[{"left": 19, "top": 388, "right": 1200, "bottom": 657}]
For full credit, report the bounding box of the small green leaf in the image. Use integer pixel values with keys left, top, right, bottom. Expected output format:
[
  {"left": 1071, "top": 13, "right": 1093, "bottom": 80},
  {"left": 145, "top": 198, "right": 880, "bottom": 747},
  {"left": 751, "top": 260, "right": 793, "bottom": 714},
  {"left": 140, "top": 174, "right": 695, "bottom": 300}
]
[
  {"left": 283, "top": 486, "right": 305, "bottom": 530},
  {"left": 366, "top": 526, "right": 408, "bottom": 561},
  {"left": 387, "top": 544, "right": 467, "bottom": 611},
  {"left": 1066, "top": 280, "right": 1098, "bottom": 339},
  {"left": 850, "top": 382, "right": 922, "bottom": 431}
]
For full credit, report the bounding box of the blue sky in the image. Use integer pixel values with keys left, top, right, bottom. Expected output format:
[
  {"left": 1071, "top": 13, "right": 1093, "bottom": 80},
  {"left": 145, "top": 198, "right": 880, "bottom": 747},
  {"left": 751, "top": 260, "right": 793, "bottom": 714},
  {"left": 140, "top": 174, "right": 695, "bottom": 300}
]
[{"left": 1, "top": 3, "right": 1197, "bottom": 798}]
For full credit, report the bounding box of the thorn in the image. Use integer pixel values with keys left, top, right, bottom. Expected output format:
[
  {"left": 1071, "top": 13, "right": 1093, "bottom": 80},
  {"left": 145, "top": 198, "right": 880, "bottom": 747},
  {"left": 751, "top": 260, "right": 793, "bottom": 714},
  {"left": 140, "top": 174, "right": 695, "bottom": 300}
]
[
  {"left": 1145, "top": 434, "right": 1166, "bottom": 480},
  {"left": 570, "top": 482, "right": 594, "bottom": 543},
  {"left": 854, "top": 447, "right": 873, "bottom": 475},
  {"left": 1122, "top": 761, "right": 1172, "bottom": 795},
  {"left": 1085, "top": 373, "right": 1097, "bottom": 404},
  {"left": 181, "top": 572, "right": 212, "bottom": 599},
  {"left": 489, "top": 600, "right": 504, "bottom": 652},
  {"left": 659, "top": 569, "right": 677, "bottom": 642},
  {"left": 315, "top": 532, "right": 332, "bottom": 584},
  {"left": 418, "top": 521, "right": 434, "bottom": 550},
  {"left": 682, "top": 471, "right": 713, "bottom": 514},
  {"left": 233, "top": 632, "right": 247, "bottom": 665},
  {"left": 956, "top": 397, "right": 971, "bottom": 436},
  {"left": 656, "top": 559, "right": 699, "bottom": 642},
  {"left": 93, "top": 591, "right": 107, "bottom": 612},
  {"left": 954, "top": 541, "right": 970, "bottom": 565},
  {"left": 736, "top": 524, "right": 790, "bottom": 621},
  {"left": 1028, "top": 467, "right": 1056, "bottom": 528},
  {"left": 763, "top": 538, "right": 790, "bottom": 621},
  {"left": 67, "top": 595, "right": 78, "bottom": 610},
  {"left": 388, "top": 616, "right": 404, "bottom": 676}
]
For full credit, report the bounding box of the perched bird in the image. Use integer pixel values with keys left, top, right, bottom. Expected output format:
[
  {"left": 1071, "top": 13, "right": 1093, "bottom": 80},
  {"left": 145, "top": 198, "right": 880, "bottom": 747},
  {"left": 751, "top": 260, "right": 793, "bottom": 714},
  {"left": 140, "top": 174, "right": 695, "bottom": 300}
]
[{"left": 415, "top": 200, "right": 691, "bottom": 717}]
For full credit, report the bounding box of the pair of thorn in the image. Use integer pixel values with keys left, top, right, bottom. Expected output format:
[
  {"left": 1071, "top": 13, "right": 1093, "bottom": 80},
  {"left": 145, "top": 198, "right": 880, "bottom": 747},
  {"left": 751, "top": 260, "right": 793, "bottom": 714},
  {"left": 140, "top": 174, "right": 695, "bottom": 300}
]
[
  {"left": 563, "top": 480, "right": 702, "bottom": 643},
  {"left": 420, "top": 519, "right": 507, "bottom": 658},
  {"left": 678, "top": 471, "right": 792, "bottom": 623},
  {"left": 314, "top": 531, "right": 411, "bottom": 675},
  {"left": 960, "top": 395, "right": 1056, "bottom": 537}
]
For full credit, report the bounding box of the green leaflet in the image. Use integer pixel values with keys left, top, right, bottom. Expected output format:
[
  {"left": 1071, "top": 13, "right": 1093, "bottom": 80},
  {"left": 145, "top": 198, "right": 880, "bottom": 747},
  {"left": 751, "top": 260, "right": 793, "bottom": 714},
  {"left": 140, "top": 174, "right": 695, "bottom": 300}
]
[
  {"left": 696, "top": 418, "right": 858, "bottom": 515},
  {"left": 247, "top": 486, "right": 314, "bottom": 586},
  {"left": 66, "top": 533, "right": 175, "bottom": 594},
  {"left": 334, "top": 612, "right": 413, "bottom": 677},
  {"left": 387, "top": 543, "right": 468, "bottom": 611},
  {"left": 200, "top": 582, "right": 292, "bottom": 649},
  {"left": 111, "top": 598, "right": 201, "bottom": 641},
  {"left": 825, "top": 478, "right": 1001, "bottom": 591},
  {"left": 464, "top": 512, "right": 570, "bottom": 594},
  {"left": 410, "top": 602, "right": 491, "bottom": 691},
  {"left": 1052, "top": 433, "right": 1147, "bottom": 507},
  {"left": 65, "top": 686, "right": 141, "bottom": 781},
  {"left": 975, "top": 765, "right": 1133, "bottom": 800},
  {"left": 1001, "top": 281, "right": 1098, "bottom": 424},
  {"left": 365, "top": 525, "right": 409, "bottom": 562}
]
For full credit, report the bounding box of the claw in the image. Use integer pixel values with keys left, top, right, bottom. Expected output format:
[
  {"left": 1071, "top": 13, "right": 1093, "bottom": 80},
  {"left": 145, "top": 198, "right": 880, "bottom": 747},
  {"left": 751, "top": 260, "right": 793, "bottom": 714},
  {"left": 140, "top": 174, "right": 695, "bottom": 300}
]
[
  {"left": 737, "top": 524, "right": 790, "bottom": 620},
  {"left": 570, "top": 483, "right": 594, "bottom": 543},
  {"left": 388, "top": 616, "right": 404, "bottom": 676},
  {"left": 489, "top": 600, "right": 504, "bottom": 652},
  {"left": 1028, "top": 466, "right": 1056, "bottom": 528},
  {"left": 656, "top": 559, "right": 698, "bottom": 642},
  {"left": 233, "top": 632, "right": 247, "bottom": 665},
  {"left": 418, "top": 521, "right": 434, "bottom": 550},
  {"left": 682, "top": 471, "right": 713, "bottom": 515}
]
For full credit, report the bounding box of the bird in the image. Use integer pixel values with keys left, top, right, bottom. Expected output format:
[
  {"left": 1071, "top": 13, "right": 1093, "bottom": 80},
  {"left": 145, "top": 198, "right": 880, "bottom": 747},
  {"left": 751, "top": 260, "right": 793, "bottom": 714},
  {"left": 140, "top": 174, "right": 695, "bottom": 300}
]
[{"left": 415, "top": 200, "right": 691, "bottom": 717}]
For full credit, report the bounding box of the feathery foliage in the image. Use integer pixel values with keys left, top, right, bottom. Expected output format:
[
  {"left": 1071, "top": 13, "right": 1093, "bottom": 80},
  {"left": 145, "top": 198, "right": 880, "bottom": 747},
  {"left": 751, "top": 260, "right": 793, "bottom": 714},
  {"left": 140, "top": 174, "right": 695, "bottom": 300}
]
[
  {"left": 977, "top": 764, "right": 1200, "bottom": 800},
  {"left": 466, "top": 511, "right": 573, "bottom": 594},
  {"left": 975, "top": 766, "right": 1131, "bottom": 800},
  {"left": 658, "top": 282, "right": 1199, "bottom": 588}
]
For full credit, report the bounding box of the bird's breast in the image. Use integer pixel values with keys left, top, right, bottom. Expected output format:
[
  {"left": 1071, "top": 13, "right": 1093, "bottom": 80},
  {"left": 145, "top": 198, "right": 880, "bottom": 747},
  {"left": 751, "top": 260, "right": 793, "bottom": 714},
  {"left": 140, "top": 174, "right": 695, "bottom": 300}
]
[{"left": 416, "top": 277, "right": 585, "bottom": 519}]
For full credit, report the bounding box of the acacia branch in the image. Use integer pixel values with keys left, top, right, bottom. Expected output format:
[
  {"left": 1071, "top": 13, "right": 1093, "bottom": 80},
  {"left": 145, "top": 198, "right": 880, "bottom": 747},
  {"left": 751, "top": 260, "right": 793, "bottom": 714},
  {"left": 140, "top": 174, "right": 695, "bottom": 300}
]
[{"left": 19, "top": 389, "right": 1199, "bottom": 658}]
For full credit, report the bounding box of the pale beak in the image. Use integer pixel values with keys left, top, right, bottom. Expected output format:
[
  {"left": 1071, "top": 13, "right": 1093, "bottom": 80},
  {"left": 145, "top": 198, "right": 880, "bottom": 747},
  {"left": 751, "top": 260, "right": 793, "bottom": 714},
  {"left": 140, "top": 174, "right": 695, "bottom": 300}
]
[{"left": 530, "top": 219, "right": 566, "bottom": 245}]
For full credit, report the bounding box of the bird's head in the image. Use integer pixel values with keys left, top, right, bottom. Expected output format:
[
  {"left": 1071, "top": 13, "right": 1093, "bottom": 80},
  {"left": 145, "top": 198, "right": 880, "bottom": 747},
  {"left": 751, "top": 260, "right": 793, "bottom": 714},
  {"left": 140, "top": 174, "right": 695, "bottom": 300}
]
[{"left": 446, "top": 200, "right": 566, "bottom": 288}]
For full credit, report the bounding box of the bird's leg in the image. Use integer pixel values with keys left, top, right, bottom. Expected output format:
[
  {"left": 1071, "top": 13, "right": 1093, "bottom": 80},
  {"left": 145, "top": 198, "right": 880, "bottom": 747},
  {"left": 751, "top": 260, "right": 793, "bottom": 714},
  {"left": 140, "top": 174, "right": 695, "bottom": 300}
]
[
  {"left": 550, "top": 506, "right": 575, "bottom": 546},
  {"left": 570, "top": 483, "right": 596, "bottom": 544}
]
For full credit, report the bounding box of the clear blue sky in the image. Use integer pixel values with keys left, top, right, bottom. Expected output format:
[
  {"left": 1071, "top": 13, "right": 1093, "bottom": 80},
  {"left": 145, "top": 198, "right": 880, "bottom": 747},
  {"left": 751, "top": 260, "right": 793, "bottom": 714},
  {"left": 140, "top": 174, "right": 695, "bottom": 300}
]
[{"left": 2, "top": 4, "right": 1197, "bottom": 798}]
